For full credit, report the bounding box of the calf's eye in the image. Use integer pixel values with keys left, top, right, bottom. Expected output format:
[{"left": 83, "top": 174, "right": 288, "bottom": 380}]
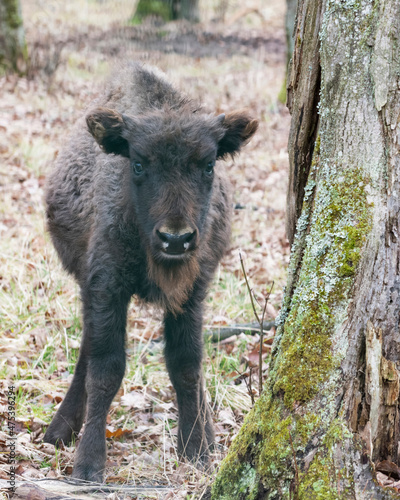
[
  {"left": 205, "top": 161, "right": 215, "bottom": 175},
  {"left": 132, "top": 161, "right": 144, "bottom": 175}
]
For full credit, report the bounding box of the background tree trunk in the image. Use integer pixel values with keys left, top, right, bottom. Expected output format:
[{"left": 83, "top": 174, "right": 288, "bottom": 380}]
[
  {"left": 132, "top": 0, "right": 199, "bottom": 23},
  {"left": 212, "top": 0, "right": 400, "bottom": 498},
  {"left": 178, "top": 0, "right": 199, "bottom": 22},
  {"left": 0, "top": 0, "right": 28, "bottom": 73}
]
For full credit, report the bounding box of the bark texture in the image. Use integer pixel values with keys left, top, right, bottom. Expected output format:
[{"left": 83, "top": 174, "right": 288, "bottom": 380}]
[
  {"left": 0, "top": 0, "right": 28, "bottom": 73},
  {"left": 212, "top": 0, "right": 400, "bottom": 498}
]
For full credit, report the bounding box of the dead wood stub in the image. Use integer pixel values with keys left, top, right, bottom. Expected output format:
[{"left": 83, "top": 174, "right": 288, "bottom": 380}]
[{"left": 286, "top": 0, "right": 323, "bottom": 244}]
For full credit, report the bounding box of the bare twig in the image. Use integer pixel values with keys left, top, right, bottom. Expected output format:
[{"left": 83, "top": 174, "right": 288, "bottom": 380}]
[
  {"left": 240, "top": 252, "right": 261, "bottom": 324},
  {"left": 234, "top": 367, "right": 255, "bottom": 406},
  {"left": 239, "top": 251, "right": 274, "bottom": 396},
  {"left": 248, "top": 366, "right": 255, "bottom": 406},
  {"left": 258, "top": 282, "right": 274, "bottom": 396},
  {"left": 226, "top": 6, "right": 266, "bottom": 27}
]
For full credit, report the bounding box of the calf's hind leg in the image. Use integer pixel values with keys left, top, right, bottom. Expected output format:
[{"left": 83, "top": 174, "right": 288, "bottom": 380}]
[{"left": 44, "top": 342, "right": 88, "bottom": 446}]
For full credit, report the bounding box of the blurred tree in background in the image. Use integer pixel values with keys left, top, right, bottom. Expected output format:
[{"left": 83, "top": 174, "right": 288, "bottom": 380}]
[
  {"left": 132, "top": 0, "right": 199, "bottom": 23},
  {"left": 0, "top": 0, "right": 28, "bottom": 73}
]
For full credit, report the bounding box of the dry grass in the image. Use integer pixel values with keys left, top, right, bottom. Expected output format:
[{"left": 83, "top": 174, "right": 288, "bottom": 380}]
[{"left": 0, "top": 0, "right": 290, "bottom": 497}]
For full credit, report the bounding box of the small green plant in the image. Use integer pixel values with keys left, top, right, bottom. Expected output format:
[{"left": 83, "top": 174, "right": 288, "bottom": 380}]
[{"left": 40, "top": 458, "right": 52, "bottom": 469}]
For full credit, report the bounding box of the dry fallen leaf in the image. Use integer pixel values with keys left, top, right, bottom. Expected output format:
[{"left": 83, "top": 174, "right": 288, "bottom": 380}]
[
  {"left": 120, "top": 391, "right": 148, "bottom": 410},
  {"left": 218, "top": 408, "right": 238, "bottom": 428},
  {"left": 376, "top": 460, "right": 400, "bottom": 480},
  {"left": 105, "top": 427, "right": 132, "bottom": 439}
]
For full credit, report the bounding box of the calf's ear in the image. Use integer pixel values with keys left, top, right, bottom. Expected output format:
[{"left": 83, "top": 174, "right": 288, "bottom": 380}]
[
  {"left": 217, "top": 111, "right": 258, "bottom": 159},
  {"left": 86, "top": 107, "right": 131, "bottom": 158}
]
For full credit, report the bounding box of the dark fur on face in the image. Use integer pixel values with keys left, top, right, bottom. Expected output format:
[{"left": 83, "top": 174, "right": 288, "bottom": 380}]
[{"left": 44, "top": 62, "right": 258, "bottom": 482}]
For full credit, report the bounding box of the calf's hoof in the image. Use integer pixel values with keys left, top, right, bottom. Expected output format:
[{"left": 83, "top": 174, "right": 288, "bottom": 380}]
[
  {"left": 179, "top": 439, "right": 211, "bottom": 469},
  {"left": 194, "top": 451, "right": 211, "bottom": 470},
  {"left": 181, "top": 448, "right": 211, "bottom": 471},
  {"left": 72, "top": 444, "right": 106, "bottom": 483},
  {"left": 44, "top": 420, "right": 76, "bottom": 447},
  {"left": 71, "top": 463, "right": 104, "bottom": 483}
]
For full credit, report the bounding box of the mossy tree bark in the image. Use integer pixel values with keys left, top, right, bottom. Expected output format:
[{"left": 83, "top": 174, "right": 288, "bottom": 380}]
[
  {"left": 0, "top": 0, "right": 28, "bottom": 73},
  {"left": 212, "top": 0, "right": 400, "bottom": 499}
]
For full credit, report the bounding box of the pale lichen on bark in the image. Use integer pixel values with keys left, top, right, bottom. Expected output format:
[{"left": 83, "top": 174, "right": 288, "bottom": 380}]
[
  {"left": 365, "top": 321, "right": 383, "bottom": 443},
  {"left": 370, "top": 0, "right": 398, "bottom": 112}
]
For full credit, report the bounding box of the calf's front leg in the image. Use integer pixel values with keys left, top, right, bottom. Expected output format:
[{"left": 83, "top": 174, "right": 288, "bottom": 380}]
[
  {"left": 164, "top": 298, "right": 214, "bottom": 466},
  {"left": 71, "top": 280, "right": 129, "bottom": 482}
]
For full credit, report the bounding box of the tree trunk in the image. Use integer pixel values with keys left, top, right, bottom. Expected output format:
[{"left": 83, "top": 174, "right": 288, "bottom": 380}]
[
  {"left": 212, "top": 0, "right": 400, "bottom": 498},
  {"left": 178, "top": 0, "right": 199, "bottom": 22},
  {"left": 0, "top": 0, "right": 28, "bottom": 73},
  {"left": 132, "top": 0, "right": 199, "bottom": 23}
]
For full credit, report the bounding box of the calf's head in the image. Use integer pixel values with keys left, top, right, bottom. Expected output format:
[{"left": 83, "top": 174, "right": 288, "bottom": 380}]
[{"left": 86, "top": 106, "right": 258, "bottom": 311}]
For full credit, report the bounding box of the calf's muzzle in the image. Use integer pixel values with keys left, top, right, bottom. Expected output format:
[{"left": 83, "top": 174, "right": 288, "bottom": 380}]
[{"left": 155, "top": 225, "right": 197, "bottom": 255}]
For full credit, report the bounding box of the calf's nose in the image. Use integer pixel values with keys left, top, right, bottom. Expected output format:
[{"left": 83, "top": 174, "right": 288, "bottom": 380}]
[{"left": 156, "top": 228, "right": 197, "bottom": 255}]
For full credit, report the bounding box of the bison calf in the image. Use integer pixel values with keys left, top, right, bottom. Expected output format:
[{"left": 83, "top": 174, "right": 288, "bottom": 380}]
[{"left": 44, "top": 63, "right": 257, "bottom": 482}]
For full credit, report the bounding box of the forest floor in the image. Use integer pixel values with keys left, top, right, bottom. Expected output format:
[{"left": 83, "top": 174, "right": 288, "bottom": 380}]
[{"left": 0, "top": 0, "right": 291, "bottom": 498}]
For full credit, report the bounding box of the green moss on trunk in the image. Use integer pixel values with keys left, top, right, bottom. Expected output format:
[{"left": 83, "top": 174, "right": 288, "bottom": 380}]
[
  {"left": 212, "top": 393, "right": 320, "bottom": 499},
  {"left": 212, "top": 390, "right": 357, "bottom": 499},
  {"left": 297, "top": 419, "right": 354, "bottom": 499},
  {"left": 272, "top": 166, "right": 372, "bottom": 408},
  {"left": 212, "top": 153, "right": 373, "bottom": 498}
]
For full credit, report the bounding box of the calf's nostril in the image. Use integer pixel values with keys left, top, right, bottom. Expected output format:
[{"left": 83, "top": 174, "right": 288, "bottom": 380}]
[
  {"left": 185, "top": 231, "right": 196, "bottom": 243},
  {"left": 156, "top": 230, "right": 170, "bottom": 244}
]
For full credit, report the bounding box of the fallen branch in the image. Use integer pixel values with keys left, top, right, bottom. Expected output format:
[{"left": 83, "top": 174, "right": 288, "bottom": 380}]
[
  {"left": 0, "top": 478, "right": 174, "bottom": 500},
  {"left": 226, "top": 6, "right": 266, "bottom": 26},
  {"left": 204, "top": 321, "right": 275, "bottom": 343}
]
